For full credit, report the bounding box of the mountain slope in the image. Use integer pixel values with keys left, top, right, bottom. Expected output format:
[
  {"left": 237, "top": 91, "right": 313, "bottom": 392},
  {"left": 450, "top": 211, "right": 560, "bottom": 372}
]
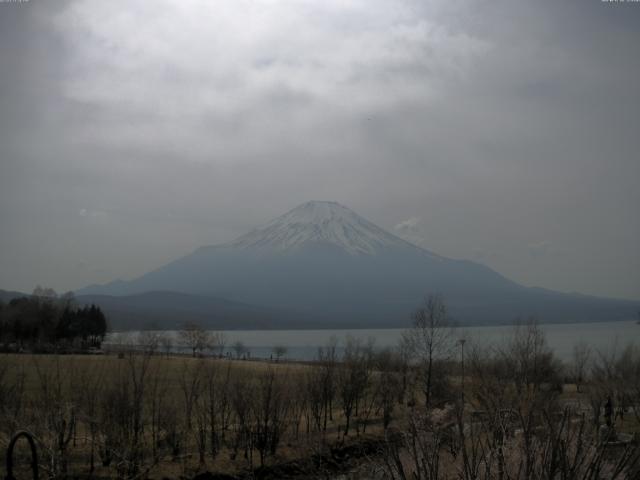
[
  {"left": 0, "top": 288, "right": 308, "bottom": 330},
  {"left": 78, "top": 201, "right": 638, "bottom": 327},
  {"left": 75, "top": 291, "right": 322, "bottom": 331}
]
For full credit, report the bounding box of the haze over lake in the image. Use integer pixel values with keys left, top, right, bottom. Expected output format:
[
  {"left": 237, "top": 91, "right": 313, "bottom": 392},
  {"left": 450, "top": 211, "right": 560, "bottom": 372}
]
[{"left": 107, "top": 320, "right": 639, "bottom": 362}]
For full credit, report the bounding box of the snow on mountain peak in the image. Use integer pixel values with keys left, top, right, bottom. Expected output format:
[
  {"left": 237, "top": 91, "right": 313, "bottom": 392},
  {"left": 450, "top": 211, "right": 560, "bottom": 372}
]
[{"left": 227, "top": 201, "right": 413, "bottom": 255}]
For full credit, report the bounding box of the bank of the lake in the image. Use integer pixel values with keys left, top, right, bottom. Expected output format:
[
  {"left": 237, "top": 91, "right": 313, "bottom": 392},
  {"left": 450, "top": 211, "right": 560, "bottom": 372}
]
[{"left": 106, "top": 320, "right": 639, "bottom": 362}]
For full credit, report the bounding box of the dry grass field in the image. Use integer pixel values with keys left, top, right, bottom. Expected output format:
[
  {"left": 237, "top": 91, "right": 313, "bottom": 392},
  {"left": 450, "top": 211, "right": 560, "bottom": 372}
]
[
  {"left": 0, "top": 351, "right": 396, "bottom": 479},
  {"left": 1, "top": 323, "right": 639, "bottom": 479}
]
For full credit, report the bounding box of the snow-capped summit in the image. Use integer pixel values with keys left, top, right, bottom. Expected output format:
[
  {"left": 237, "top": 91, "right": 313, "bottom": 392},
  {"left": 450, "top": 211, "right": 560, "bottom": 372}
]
[{"left": 227, "top": 200, "right": 412, "bottom": 255}]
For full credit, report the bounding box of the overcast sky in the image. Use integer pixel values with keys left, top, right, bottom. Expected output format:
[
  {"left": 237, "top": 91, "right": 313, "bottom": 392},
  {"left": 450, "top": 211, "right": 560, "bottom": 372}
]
[{"left": 0, "top": 0, "right": 638, "bottom": 300}]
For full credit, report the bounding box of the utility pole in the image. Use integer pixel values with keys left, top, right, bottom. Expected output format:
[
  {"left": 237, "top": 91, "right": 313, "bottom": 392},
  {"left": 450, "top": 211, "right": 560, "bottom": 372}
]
[{"left": 459, "top": 338, "right": 466, "bottom": 406}]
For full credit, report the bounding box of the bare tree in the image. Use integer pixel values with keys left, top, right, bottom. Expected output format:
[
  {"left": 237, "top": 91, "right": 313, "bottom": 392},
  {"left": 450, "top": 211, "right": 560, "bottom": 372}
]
[
  {"left": 404, "top": 294, "right": 455, "bottom": 407},
  {"left": 379, "top": 409, "right": 451, "bottom": 480},
  {"left": 396, "top": 336, "right": 412, "bottom": 405},
  {"left": 75, "top": 358, "right": 106, "bottom": 476},
  {"left": 0, "top": 354, "right": 26, "bottom": 443},
  {"left": 146, "top": 357, "right": 170, "bottom": 463},
  {"left": 230, "top": 370, "right": 254, "bottom": 466},
  {"left": 317, "top": 337, "right": 338, "bottom": 429},
  {"left": 570, "top": 341, "right": 592, "bottom": 393},
  {"left": 586, "top": 348, "right": 615, "bottom": 427},
  {"left": 179, "top": 322, "right": 211, "bottom": 357},
  {"left": 306, "top": 365, "right": 325, "bottom": 433},
  {"left": 126, "top": 349, "right": 153, "bottom": 476},
  {"left": 617, "top": 344, "right": 640, "bottom": 424},
  {"left": 193, "top": 377, "right": 209, "bottom": 467},
  {"left": 202, "top": 360, "right": 229, "bottom": 460},
  {"left": 232, "top": 340, "right": 247, "bottom": 359},
  {"left": 338, "top": 337, "right": 371, "bottom": 436},
  {"left": 288, "top": 372, "right": 308, "bottom": 440},
  {"left": 252, "top": 368, "right": 290, "bottom": 466},
  {"left": 31, "top": 356, "right": 76, "bottom": 478},
  {"left": 32, "top": 285, "right": 58, "bottom": 300},
  {"left": 137, "top": 330, "right": 161, "bottom": 355},
  {"left": 272, "top": 345, "right": 288, "bottom": 362},
  {"left": 589, "top": 343, "right": 640, "bottom": 427},
  {"left": 159, "top": 332, "right": 174, "bottom": 357},
  {"left": 179, "top": 359, "right": 204, "bottom": 431},
  {"left": 210, "top": 331, "right": 227, "bottom": 358},
  {"left": 499, "top": 320, "right": 562, "bottom": 479},
  {"left": 374, "top": 349, "right": 401, "bottom": 430}
]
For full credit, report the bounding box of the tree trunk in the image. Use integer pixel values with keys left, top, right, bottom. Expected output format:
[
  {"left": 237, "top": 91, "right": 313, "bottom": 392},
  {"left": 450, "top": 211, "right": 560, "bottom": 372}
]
[{"left": 426, "top": 354, "right": 433, "bottom": 407}]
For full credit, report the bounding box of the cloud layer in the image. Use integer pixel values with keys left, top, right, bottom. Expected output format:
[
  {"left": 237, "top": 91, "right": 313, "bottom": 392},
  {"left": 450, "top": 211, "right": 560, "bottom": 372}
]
[{"left": 0, "top": 0, "right": 638, "bottom": 299}]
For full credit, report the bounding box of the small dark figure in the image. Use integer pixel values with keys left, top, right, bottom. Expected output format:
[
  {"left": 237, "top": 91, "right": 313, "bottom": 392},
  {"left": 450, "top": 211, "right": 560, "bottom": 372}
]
[{"left": 604, "top": 396, "right": 613, "bottom": 427}]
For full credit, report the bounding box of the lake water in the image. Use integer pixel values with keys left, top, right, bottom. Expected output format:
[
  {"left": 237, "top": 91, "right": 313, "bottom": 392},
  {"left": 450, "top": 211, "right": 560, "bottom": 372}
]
[{"left": 106, "top": 320, "right": 639, "bottom": 362}]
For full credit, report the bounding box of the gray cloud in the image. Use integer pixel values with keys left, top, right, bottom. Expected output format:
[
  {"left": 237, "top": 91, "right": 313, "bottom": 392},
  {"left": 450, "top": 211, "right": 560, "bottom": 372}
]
[
  {"left": 528, "top": 241, "right": 552, "bottom": 260},
  {"left": 0, "top": 0, "right": 638, "bottom": 300},
  {"left": 393, "top": 217, "right": 430, "bottom": 249}
]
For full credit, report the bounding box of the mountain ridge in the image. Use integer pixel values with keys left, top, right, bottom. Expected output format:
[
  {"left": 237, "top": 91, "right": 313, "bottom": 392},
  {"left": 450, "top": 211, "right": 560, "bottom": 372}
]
[{"left": 75, "top": 201, "right": 638, "bottom": 328}]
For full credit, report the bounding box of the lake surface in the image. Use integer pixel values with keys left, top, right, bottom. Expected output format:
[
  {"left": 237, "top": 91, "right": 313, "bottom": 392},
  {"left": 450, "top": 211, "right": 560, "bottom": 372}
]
[{"left": 106, "top": 320, "right": 639, "bottom": 362}]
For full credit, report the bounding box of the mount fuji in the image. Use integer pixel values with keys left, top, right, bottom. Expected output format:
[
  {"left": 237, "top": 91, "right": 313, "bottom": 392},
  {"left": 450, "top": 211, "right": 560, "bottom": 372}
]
[{"left": 78, "top": 201, "right": 637, "bottom": 328}]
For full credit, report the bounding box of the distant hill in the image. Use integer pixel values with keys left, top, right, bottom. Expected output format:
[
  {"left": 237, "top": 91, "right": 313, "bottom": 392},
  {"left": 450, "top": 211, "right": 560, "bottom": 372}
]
[
  {"left": 75, "top": 291, "right": 323, "bottom": 331},
  {"left": 0, "top": 289, "right": 27, "bottom": 303},
  {"left": 76, "top": 201, "right": 638, "bottom": 328},
  {"left": 0, "top": 288, "right": 321, "bottom": 331}
]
